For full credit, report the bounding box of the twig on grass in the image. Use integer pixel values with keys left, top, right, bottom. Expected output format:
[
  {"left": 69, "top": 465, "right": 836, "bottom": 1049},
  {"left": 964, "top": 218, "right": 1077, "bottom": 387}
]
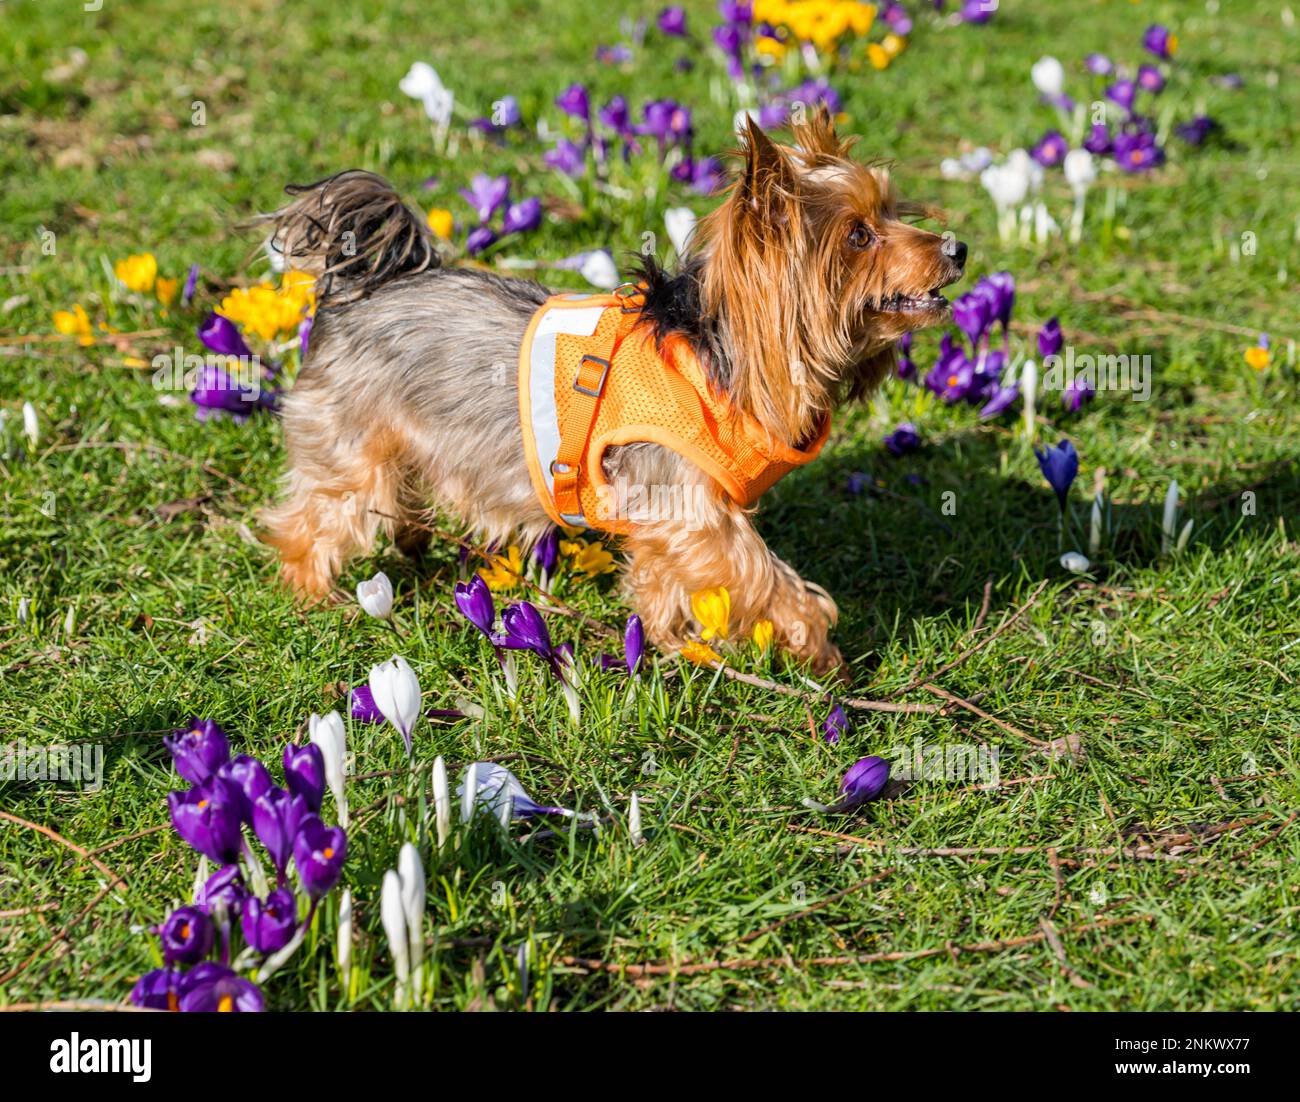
[
  {"left": 0, "top": 810, "right": 127, "bottom": 890},
  {"left": 736, "top": 869, "right": 894, "bottom": 945},
  {"left": 921, "top": 682, "right": 1049, "bottom": 747}
]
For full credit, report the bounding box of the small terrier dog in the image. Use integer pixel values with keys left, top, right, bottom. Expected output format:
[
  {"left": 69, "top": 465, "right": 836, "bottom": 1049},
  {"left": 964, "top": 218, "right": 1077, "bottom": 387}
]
[{"left": 261, "top": 109, "right": 965, "bottom": 674}]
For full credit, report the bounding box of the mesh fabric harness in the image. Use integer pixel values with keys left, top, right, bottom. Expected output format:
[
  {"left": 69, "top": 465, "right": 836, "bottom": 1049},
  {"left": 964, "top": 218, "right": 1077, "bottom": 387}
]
[{"left": 517, "top": 285, "right": 831, "bottom": 535}]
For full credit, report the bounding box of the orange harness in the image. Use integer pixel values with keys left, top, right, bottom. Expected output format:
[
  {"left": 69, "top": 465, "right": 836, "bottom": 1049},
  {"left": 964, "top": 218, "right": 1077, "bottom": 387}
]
[{"left": 517, "top": 287, "right": 831, "bottom": 535}]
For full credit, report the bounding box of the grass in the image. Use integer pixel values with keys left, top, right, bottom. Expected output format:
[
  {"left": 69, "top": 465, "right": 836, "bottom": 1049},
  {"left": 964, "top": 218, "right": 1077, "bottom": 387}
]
[{"left": 2, "top": 0, "right": 1299, "bottom": 1011}]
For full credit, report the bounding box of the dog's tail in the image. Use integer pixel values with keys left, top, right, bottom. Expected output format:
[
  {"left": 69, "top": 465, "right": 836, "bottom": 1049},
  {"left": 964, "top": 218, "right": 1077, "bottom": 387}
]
[{"left": 254, "top": 170, "right": 438, "bottom": 304}]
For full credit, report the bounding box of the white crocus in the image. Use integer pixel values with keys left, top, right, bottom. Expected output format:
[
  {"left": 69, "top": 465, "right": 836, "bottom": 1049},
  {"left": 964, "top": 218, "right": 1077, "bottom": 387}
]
[
  {"left": 399, "top": 62, "right": 454, "bottom": 128},
  {"left": 432, "top": 755, "right": 451, "bottom": 850},
  {"left": 17, "top": 597, "right": 30, "bottom": 625},
  {"left": 579, "top": 249, "right": 619, "bottom": 290},
  {"left": 664, "top": 207, "right": 697, "bottom": 258},
  {"left": 380, "top": 870, "right": 410, "bottom": 1010},
  {"left": 981, "top": 159, "right": 1031, "bottom": 243},
  {"left": 22, "top": 401, "right": 38, "bottom": 447},
  {"left": 1060, "top": 551, "right": 1091, "bottom": 574},
  {"left": 308, "top": 711, "right": 348, "bottom": 827},
  {"left": 1063, "top": 149, "right": 1097, "bottom": 243},
  {"left": 368, "top": 656, "right": 422, "bottom": 754},
  {"left": 1161, "top": 479, "right": 1180, "bottom": 554},
  {"left": 1021, "top": 359, "right": 1038, "bottom": 439},
  {"left": 460, "top": 761, "right": 479, "bottom": 824},
  {"left": 457, "top": 762, "right": 585, "bottom": 824},
  {"left": 398, "top": 843, "right": 425, "bottom": 1005},
  {"left": 356, "top": 571, "right": 394, "bottom": 619},
  {"left": 337, "top": 889, "right": 353, "bottom": 989},
  {"left": 1031, "top": 56, "right": 1066, "bottom": 98},
  {"left": 629, "top": 792, "right": 644, "bottom": 846},
  {"left": 1089, "top": 493, "right": 1104, "bottom": 556}
]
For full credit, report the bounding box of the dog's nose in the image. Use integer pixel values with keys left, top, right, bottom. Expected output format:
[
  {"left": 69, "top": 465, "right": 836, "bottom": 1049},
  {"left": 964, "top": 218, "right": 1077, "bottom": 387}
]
[{"left": 951, "top": 240, "right": 968, "bottom": 270}]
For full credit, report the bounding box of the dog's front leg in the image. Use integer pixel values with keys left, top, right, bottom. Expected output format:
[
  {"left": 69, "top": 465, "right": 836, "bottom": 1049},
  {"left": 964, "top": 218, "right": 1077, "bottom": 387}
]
[{"left": 621, "top": 483, "right": 843, "bottom": 676}]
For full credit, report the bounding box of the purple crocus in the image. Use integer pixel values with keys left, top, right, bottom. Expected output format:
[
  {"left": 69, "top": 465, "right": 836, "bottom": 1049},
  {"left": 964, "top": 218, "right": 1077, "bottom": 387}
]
[
  {"left": 822, "top": 703, "right": 849, "bottom": 745},
  {"left": 252, "top": 787, "right": 308, "bottom": 878},
  {"left": 839, "top": 756, "right": 891, "bottom": 807},
  {"left": 502, "top": 197, "right": 542, "bottom": 235},
  {"left": 1037, "top": 316, "right": 1063, "bottom": 359},
  {"left": 195, "top": 864, "right": 246, "bottom": 912},
  {"left": 882, "top": 2, "right": 913, "bottom": 35},
  {"left": 1063, "top": 379, "right": 1095, "bottom": 412},
  {"left": 454, "top": 573, "right": 496, "bottom": 636},
  {"left": 1176, "top": 115, "right": 1219, "bottom": 146},
  {"left": 624, "top": 613, "right": 645, "bottom": 675},
  {"left": 1083, "top": 123, "right": 1112, "bottom": 155},
  {"left": 884, "top": 424, "right": 921, "bottom": 458},
  {"left": 1106, "top": 79, "right": 1137, "bottom": 113},
  {"left": 544, "top": 138, "right": 587, "bottom": 177},
  {"left": 198, "top": 313, "right": 252, "bottom": 359},
  {"left": 1034, "top": 439, "right": 1079, "bottom": 511},
  {"left": 596, "top": 44, "right": 633, "bottom": 64},
  {"left": 168, "top": 778, "right": 244, "bottom": 864},
  {"left": 492, "top": 601, "right": 554, "bottom": 661},
  {"left": 952, "top": 291, "right": 990, "bottom": 347},
  {"left": 984, "top": 271, "right": 1015, "bottom": 332},
  {"left": 533, "top": 528, "right": 561, "bottom": 577},
  {"left": 465, "top": 226, "right": 498, "bottom": 255},
  {"left": 177, "top": 961, "right": 265, "bottom": 1012},
  {"left": 959, "top": 0, "right": 994, "bottom": 24},
  {"left": 1031, "top": 130, "right": 1068, "bottom": 168},
  {"left": 130, "top": 968, "right": 183, "bottom": 1011},
  {"left": 1085, "top": 53, "right": 1113, "bottom": 76},
  {"left": 216, "top": 753, "right": 272, "bottom": 822},
  {"left": 555, "top": 82, "right": 591, "bottom": 123},
  {"left": 978, "top": 383, "right": 1020, "bottom": 420},
  {"left": 348, "top": 683, "right": 385, "bottom": 724},
  {"left": 292, "top": 814, "right": 347, "bottom": 898},
  {"left": 1137, "top": 64, "right": 1165, "bottom": 95},
  {"left": 598, "top": 95, "right": 633, "bottom": 137},
  {"left": 689, "top": 156, "right": 726, "bottom": 195},
  {"left": 459, "top": 174, "right": 509, "bottom": 224},
  {"left": 159, "top": 905, "right": 214, "bottom": 965},
  {"left": 298, "top": 315, "right": 312, "bottom": 358},
  {"left": 190, "top": 363, "right": 266, "bottom": 422},
  {"left": 182, "top": 263, "right": 200, "bottom": 307},
  {"left": 283, "top": 742, "right": 325, "bottom": 812},
  {"left": 1142, "top": 23, "right": 1176, "bottom": 61},
  {"left": 164, "top": 719, "right": 230, "bottom": 785},
  {"left": 657, "top": 6, "right": 687, "bottom": 36},
  {"left": 241, "top": 888, "right": 298, "bottom": 954},
  {"left": 1113, "top": 129, "right": 1164, "bottom": 172}
]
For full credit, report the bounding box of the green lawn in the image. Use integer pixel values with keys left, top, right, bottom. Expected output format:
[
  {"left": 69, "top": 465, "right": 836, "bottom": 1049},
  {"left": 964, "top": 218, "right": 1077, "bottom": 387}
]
[{"left": 2, "top": 0, "right": 1299, "bottom": 1011}]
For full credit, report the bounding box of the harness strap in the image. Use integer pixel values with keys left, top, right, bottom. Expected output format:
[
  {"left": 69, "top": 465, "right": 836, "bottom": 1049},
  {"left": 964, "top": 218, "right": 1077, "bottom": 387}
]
[{"left": 550, "top": 284, "right": 646, "bottom": 523}]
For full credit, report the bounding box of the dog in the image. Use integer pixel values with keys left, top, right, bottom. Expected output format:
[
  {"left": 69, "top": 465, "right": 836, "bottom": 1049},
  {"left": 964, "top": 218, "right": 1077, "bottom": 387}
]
[{"left": 260, "top": 108, "right": 966, "bottom": 675}]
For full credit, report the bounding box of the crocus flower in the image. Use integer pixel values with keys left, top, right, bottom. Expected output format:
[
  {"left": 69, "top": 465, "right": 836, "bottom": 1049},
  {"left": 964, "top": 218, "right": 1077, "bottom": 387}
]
[
  {"left": 190, "top": 363, "right": 266, "bottom": 422},
  {"left": 454, "top": 574, "right": 496, "bottom": 636},
  {"left": 1030, "top": 56, "right": 1065, "bottom": 99},
  {"left": 840, "top": 756, "right": 891, "bottom": 807},
  {"left": 532, "top": 528, "right": 561, "bottom": 579},
  {"left": 432, "top": 756, "right": 451, "bottom": 850},
  {"left": 502, "top": 197, "right": 542, "bottom": 235},
  {"left": 195, "top": 864, "right": 246, "bottom": 913},
  {"left": 347, "top": 684, "right": 384, "bottom": 724},
  {"left": 1083, "top": 123, "right": 1112, "bottom": 155},
  {"left": 198, "top": 313, "right": 253, "bottom": 359},
  {"left": 292, "top": 814, "right": 347, "bottom": 898},
  {"left": 984, "top": 271, "right": 1016, "bottom": 331},
  {"left": 690, "top": 586, "right": 730, "bottom": 641},
  {"left": 1142, "top": 24, "right": 1177, "bottom": 60},
  {"left": 597, "top": 95, "right": 633, "bottom": 137},
  {"left": 283, "top": 742, "right": 325, "bottom": 813},
  {"left": 380, "top": 869, "right": 410, "bottom": 1008},
  {"left": 979, "top": 383, "right": 1020, "bottom": 420},
  {"left": 625, "top": 614, "right": 645, "bottom": 675},
  {"left": 368, "top": 656, "right": 422, "bottom": 754},
  {"left": 337, "top": 889, "right": 353, "bottom": 983},
  {"left": 1106, "top": 80, "right": 1137, "bottom": 113},
  {"left": 241, "top": 887, "right": 298, "bottom": 954},
  {"left": 952, "top": 291, "right": 990, "bottom": 346},
  {"left": 555, "top": 83, "right": 591, "bottom": 123},
  {"left": 160, "top": 904, "right": 214, "bottom": 965},
  {"left": 822, "top": 703, "right": 849, "bottom": 745},
  {"left": 298, "top": 315, "right": 312, "bottom": 357},
  {"left": 465, "top": 225, "right": 496, "bottom": 256},
  {"left": 1030, "top": 130, "right": 1068, "bottom": 168},
  {"left": 1176, "top": 116, "right": 1219, "bottom": 146},
  {"left": 596, "top": 44, "right": 633, "bottom": 64},
  {"left": 168, "top": 778, "right": 243, "bottom": 864},
  {"left": 1137, "top": 65, "right": 1165, "bottom": 95},
  {"left": 658, "top": 6, "right": 687, "bottom": 35},
  {"left": 544, "top": 138, "right": 587, "bottom": 177},
  {"left": 308, "top": 711, "right": 348, "bottom": 828},
  {"left": 164, "top": 719, "right": 230, "bottom": 785},
  {"left": 216, "top": 753, "right": 272, "bottom": 822},
  {"left": 1063, "top": 379, "right": 1095, "bottom": 412},
  {"left": 1245, "top": 334, "right": 1270, "bottom": 370},
  {"left": 459, "top": 174, "right": 510, "bottom": 225},
  {"left": 1034, "top": 439, "right": 1079, "bottom": 511},
  {"left": 689, "top": 156, "right": 726, "bottom": 195},
  {"left": 959, "top": 0, "right": 994, "bottom": 24},
  {"left": 181, "top": 263, "right": 200, "bottom": 306},
  {"left": 355, "top": 571, "right": 393, "bottom": 618},
  {"left": 884, "top": 424, "right": 921, "bottom": 458},
  {"left": 1113, "top": 129, "right": 1164, "bottom": 172},
  {"left": 398, "top": 842, "right": 425, "bottom": 1001},
  {"left": 252, "top": 787, "right": 308, "bottom": 878},
  {"left": 1085, "top": 53, "right": 1113, "bottom": 76},
  {"left": 457, "top": 762, "right": 575, "bottom": 821},
  {"left": 130, "top": 968, "right": 183, "bottom": 1011},
  {"left": 492, "top": 601, "right": 554, "bottom": 659},
  {"left": 1037, "top": 317, "right": 1063, "bottom": 359},
  {"left": 553, "top": 248, "right": 619, "bottom": 289},
  {"left": 178, "top": 961, "right": 265, "bottom": 1012}
]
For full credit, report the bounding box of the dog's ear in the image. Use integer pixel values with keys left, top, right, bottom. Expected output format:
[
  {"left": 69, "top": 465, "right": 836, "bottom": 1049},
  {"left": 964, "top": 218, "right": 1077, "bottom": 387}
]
[
  {"left": 737, "top": 116, "right": 797, "bottom": 230},
  {"left": 790, "top": 103, "right": 848, "bottom": 159}
]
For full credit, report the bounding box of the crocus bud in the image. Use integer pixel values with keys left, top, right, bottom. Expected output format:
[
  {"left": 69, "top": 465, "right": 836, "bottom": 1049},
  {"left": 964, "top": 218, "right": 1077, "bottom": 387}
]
[
  {"left": 356, "top": 571, "right": 394, "bottom": 619},
  {"left": 292, "top": 814, "right": 347, "bottom": 898},
  {"left": 283, "top": 742, "right": 325, "bottom": 812},
  {"left": 629, "top": 792, "right": 644, "bottom": 846},
  {"left": 624, "top": 614, "right": 645, "bottom": 676},
  {"left": 337, "top": 889, "right": 353, "bottom": 987},
  {"left": 398, "top": 843, "right": 425, "bottom": 1002},
  {"left": 163, "top": 719, "right": 230, "bottom": 785},
  {"left": 1060, "top": 551, "right": 1091, "bottom": 574},
  {"left": 368, "top": 656, "right": 422, "bottom": 755},
  {"left": 664, "top": 207, "right": 696, "bottom": 258},
  {"left": 1030, "top": 56, "right": 1065, "bottom": 98},
  {"left": 432, "top": 756, "right": 451, "bottom": 849},
  {"left": 1161, "top": 479, "right": 1180, "bottom": 554},
  {"left": 380, "top": 869, "right": 410, "bottom": 1009},
  {"left": 308, "top": 711, "right": 348, "bottom": 827},
  {"left": 252, "top": 788, "right": 308, "bottom": 878},
  {"left": 22, "top": 401, "right": 38, "bottom": 446},
  {"left": 840, "top": 756, "right": 891, "bottom": 807}
]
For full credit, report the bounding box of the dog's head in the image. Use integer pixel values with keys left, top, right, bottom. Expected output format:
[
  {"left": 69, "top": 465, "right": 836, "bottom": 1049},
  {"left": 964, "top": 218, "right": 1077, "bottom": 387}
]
[{"left": 697, "top": 108, "right": 966, "bottom": 440}]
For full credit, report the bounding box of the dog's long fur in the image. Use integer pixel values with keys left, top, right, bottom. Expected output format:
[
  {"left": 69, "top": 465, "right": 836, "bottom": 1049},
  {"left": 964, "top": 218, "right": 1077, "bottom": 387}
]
[{"left": 261, "top": 110, "right": 964, "bottom": 673}]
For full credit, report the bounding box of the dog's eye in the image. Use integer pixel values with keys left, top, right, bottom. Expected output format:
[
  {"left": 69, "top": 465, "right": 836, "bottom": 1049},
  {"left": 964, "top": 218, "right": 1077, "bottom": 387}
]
[{"left": 847, "top": 222, "right": 874, "bottom": 250}]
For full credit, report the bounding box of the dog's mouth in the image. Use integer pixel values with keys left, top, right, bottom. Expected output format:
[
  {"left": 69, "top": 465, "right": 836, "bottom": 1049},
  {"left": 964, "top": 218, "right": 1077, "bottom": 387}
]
[{"left": 872, "top": 287, "right": 950, "bottom": 314}]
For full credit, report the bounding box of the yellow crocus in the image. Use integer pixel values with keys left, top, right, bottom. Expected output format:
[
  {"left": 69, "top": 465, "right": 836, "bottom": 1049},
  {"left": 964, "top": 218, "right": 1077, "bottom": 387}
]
[
  {"left": 881, "top": 32, "right": 906, "bottom": 58},
  {"left": 477, "top": 545, "right": 525, "bottom": 591},
  {"left": 690, "top": 585, "right": 731, "bottom": 641},
  {"left": 427, "top": 208, "right": 454, "bottom": 240},
  {"left": 680, "top": 641, "right": 722, "bottom": 666},
  {"left": 752, "top": 619, "right": 775, "bottom": 652},
  {"left": 755, "top": 35, "right": 788, "bottom": 61},
  {"left": 114, "top": 252, "right": 158, "bottom": 294},
  {"left": 563, "top": 539, "right": 616, "bottom": 578},
  {"left": 867, "top": 42, "right": 890, "bottom": 69},
  {"left": 155, "top": 277, "right": 179, "bottom": 306},
  {"left": 846, "top": 2, "right": 876, "bottom": 35},
  {"left": 53, "top": 304, "right": 95, "bottom": 346},
  {"left": 1245, "top": 346, "right": 1270, "bottom": 371}
]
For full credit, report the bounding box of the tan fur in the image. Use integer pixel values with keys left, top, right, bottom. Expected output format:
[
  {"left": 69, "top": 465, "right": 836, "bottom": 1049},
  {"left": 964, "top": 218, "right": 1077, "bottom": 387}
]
[{"left": 261, "top": 110, "right": 964, "bottom": 675}]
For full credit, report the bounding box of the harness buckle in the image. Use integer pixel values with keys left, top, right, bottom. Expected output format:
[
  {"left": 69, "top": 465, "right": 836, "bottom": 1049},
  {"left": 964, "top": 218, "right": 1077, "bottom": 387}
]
[
  {"left": 573, "top": 354, "right": 610, "bottom": 398},
  {"left": 614, "top": 281, "right": 646, "bottom": 314}
]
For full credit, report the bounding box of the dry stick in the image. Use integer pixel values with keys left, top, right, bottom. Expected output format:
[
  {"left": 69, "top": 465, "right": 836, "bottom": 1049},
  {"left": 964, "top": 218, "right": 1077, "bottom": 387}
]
[
  {"left": 709, "top": 663, "right": 940, "bottom": 715},
  {"left": 736, "top": 869, "right": 894, "bottom": 945},
  {"left": 1047, "top": 847, "right": 1065, "bottom": 920},
  {"left": 1039, "top": 918, "right": 1092, "bottom": 990},
  {"left": 0, "top": 881, "right": 118, "bottom": 985},
  {"left": 0, "top": 810, "right": 127, "bottom": 890},
  {"left": 0, "top": 1001, "right": 150, "bottom": 1013},
  {"left": 902, "top": 578, "right": 1050, "bottom": 693},
  {"left": 559, "top": 915, "right": 1152, "bottom": 977},
  {"left": 922, "top": 682, "right": 1050, "bottom": 747},
  {"left": 0, "top": 904, "right": 59, "bottom": 919},
  {"left": 1231, "top": 811, "right": 1298, "bottom": 862},
  {"left": 83, "top": 823, "right": 168, "bottom": 858}
]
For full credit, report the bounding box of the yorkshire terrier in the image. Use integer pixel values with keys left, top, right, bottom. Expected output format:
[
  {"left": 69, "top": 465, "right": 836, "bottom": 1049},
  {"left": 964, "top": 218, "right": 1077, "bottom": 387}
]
[{"left": 260, "top": 108, "right": 965, "bottom": 674}]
